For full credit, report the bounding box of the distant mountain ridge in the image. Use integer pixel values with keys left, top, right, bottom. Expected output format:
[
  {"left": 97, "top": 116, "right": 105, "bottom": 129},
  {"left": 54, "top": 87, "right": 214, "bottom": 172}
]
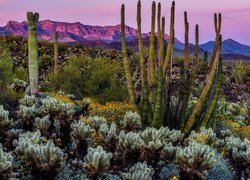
[{"left": 0, "top": 20, "right": 249, "bottom": 60}]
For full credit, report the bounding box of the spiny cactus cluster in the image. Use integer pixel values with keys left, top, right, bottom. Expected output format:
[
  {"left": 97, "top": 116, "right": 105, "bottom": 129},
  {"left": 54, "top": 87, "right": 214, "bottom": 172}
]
[
  {"left": 71, "top": 121, "right": 93, "bottom": 147},
  {"left": 175, "top": 142, "right": 216, "bottom": 176},
  {"left": 0, "top": 105, "right": 13, "bottom": 133},
  {"left": 83, "top": 146, "right": 113, "bottom": 178},
  {"left": 120, "top": 111, "right": 141, "bottom": 131},
  {"left": 0, "top": 147, "right": 13, "bottom": 177},
  {"left": 14, "top": 130, "right": 63, "bottom": 171},
  {"left": 122, "top": 162, "right": 154, "bottom": 180}
]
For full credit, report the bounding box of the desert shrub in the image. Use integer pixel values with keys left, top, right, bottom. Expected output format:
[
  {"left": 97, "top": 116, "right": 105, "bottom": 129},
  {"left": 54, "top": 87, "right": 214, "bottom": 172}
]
[
  {"left": 88, "top": 100, "right": 138, "bottom": 122},
  {"left": 232, "top": 60, "right": 249, "bottom": 86},
  {"left": 53, "top": 55, "right": 128, "bottom": 102}
]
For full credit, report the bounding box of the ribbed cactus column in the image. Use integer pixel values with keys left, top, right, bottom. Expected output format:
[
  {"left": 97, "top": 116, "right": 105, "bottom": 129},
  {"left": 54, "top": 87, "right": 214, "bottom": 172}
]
[
  {"left": 27, "top": 12, "right": 39, "bottom": 96},
  {"left": 184, "top": 11, "right": 189, "bottom": 71},
  {"left": 152, "top": 16, "right": 165, "bottom": 128},
  {"left": 194, "top": 24, "right": 199, "bottom": 63},
  {"left": 199, "top": 57, "right": 222, "bottom": 129},
  {"left": 209, "top": 13, "right": 222, "bottom": 73},
  {"left": 137, "top": 0, "right": 149, "bottom": 125},
  {"left": 54, "top": 31, "right": 59, "bottom": 76},
  {"left": 157, "top": 2, "right": 163, "bottom": 66},
  {"left": 163, "top": 1, "right": 175, "bottom": 79},
  {"left": 148, "top": 1, "right": 157, "bottom": 89},
  {"left": 121, "top": 4, "right": 136, "bottom": 104},
  {"left": 184, "top": 35, "right": 222, "bottom": 133}
]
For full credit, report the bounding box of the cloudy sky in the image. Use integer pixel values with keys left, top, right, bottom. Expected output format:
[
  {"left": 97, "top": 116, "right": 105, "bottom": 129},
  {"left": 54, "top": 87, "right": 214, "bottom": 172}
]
[{"left": 0, "top": 0, "right": 249, "bottom": 44}]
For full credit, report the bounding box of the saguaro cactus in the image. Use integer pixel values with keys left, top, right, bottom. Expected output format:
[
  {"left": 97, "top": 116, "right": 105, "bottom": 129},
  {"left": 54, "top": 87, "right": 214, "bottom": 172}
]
[
  {"left": 27, "top": 12, "right": 39, "bottom": 96},
  {"left": 184, "top": 11, "right": 189, "bottom": 71},
  {"left": 121, "top": 4, "right": 136, "bottom": 104},
  {"left": 54, "top": 32, "right": 59, "bottom": 76},
  {"left": 163, "top": 1, "right": 175, "bottom": 79}
]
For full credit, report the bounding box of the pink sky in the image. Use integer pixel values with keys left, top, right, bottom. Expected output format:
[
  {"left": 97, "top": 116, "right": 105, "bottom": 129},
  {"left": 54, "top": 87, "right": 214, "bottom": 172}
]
[{"left": 0, "top": 0, "right": 249, "bottom": 44}]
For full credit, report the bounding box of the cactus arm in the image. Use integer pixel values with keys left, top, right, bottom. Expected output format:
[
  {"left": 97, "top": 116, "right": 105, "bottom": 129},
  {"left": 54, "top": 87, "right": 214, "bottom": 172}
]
[
  {"left": 137, "top": 0, "right": 149, "bottom": 125},
  {"left": 121, "top": 4, "right": 136, "bottom": 104},
  {"left": 194, "top": 24, "right": 199, "bottom": 63},
  {"left": 54, "top": 32, "right": 59, "bottom": 76},
  {"left": 184, "top": 11, "right": 189, "bottom": 71},
  {"left": 199, "top": 58, "right": 222, "bottom": 128},
  {"left": 184, "top": 35, "right": 222, "bottom": 134},
  {"left": 163, "top": 1, "right": 175, "bottom": 79}
]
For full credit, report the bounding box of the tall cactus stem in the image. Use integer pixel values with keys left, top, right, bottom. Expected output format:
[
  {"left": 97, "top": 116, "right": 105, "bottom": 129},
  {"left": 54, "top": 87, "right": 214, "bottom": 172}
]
[
  {"left": 27, "top": 12, "right": 39, "bottom": 96},
  {"left": 121, "top": 4, "right": 136, "bottom": 104}
]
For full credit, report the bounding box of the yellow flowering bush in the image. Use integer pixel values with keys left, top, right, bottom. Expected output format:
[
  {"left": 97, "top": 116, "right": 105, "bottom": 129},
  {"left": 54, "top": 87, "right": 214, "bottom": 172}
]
[
  {"left": 88, "top": 101, "right": 138, "bottom": 122},
  {"left": 46, "top": 91, "right": 74, "bottom": 104}
]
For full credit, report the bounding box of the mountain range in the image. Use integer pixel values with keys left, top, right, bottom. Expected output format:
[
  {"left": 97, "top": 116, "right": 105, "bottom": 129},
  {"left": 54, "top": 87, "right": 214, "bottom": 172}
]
[{"left": 0, "top": 20, "right": 249, "bottom": 60}]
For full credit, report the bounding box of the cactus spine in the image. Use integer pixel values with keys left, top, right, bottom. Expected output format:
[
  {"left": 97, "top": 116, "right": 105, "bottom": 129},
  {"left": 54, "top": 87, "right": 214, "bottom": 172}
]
[
  {"left": 121, "top": 4, "right": 136, "bottom": 104},
  {"left": 194, "top": 24, "right": 199, "bottom": 63},
  {"left": 184, "top": 11, "right": 189, "bottom": 71},
  {"left": 27, "top": 12, "right": 39, "bottom": 96},
  {"left": 54, "top": 32, "right": 59, "bottom": 76},
  {"left": 163, "top": 1, "right": 175, "bottom": 79},
  {"left": 184, "top": 35, "right": 222, "bottom": 133},
  {"left": 137, "top": 0, "right": 149, "bottom": 124}
]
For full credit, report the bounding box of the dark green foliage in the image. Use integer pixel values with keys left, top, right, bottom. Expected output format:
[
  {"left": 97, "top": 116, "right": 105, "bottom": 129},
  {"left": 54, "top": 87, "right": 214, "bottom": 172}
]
[{"left": 54, "top": 55, "right": 127, "bottom": 103}]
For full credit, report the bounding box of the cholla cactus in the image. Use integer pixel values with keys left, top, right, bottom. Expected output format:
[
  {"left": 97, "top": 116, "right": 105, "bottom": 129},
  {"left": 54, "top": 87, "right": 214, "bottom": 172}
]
[
  {"left": 88, "top": 116, "right": 107, "bottom": 130},
  {"left": 118, "top": 131, "right": 142, "bottom": 151},
  {"left": 83, "top": 146, "right": 113, "bottom": 178},
  {"left": 99, "top": 123, "right": 117, "bottom": 145},
  {"left": 0, "top": 148, "right": 13, "bottom": 176},
  {"left": 11, "top": 79, "right": 28, "bottom": 92},
  {"left": 175, "top": 142, "right": 216, "bottom": 173},
  {"left": 121, "top": 111, "right": 142, "bottom": 131},
  {"left": 164, "top": 127, "right": 184, "bottom": 145},
  {"left": 139, "top": 127, "right": 167, "bottom": 151},
  {"left": 34, "top": 115, "right": 51, "bottom": 135},
  {"left": 162, "top": 142, "right": 178, "bottom": 161},
  {"left": 188, "top": 128, "right": 218, "bottom": 146},
  {"left": 14, "top": 131, "right": 63, "bottom": 171},
  {"left": 0, "top": 105, "right": 13, "bottom": 133},
  {"left": 122, "top": 162, "right": 154, "bottom": 180},
  {"left": 18, "top": 105, "right": 38, "bottom": 120},
  {"left": 71, "top": 121, "right": 93, "bottom": 146},
  {"left": 19, "top": 95, "right": 38, "bottom": 107},
  {"left": 25, "top": 139, "right": 64, "bottom": 171},
  {"left": 14, "top": 130, "right": 42, "bottom": 156},
  {"left": 40, "top": 97, "right": 75, "bottom": 121}
]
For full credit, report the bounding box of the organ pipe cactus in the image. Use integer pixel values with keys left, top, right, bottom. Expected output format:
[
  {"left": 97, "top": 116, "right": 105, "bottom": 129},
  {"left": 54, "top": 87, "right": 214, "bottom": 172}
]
[
  {"left": 184, "top": 35, "right": 222, "bottom": 133},
  {"left": 194, "top": 24, "right": 199, "bottom": 63},
  {"left": 184, "top": 11, "right": 189, "bottom": 71},
  {"left": 83, "top": 146, "right": 113, "bottom": 178},
  {"left": 27, "top": 12, "right": 39, "bottom": 96},
  {"left": 120, "top": 4, "right": 136, "bottom": 104},
  {"left": 163, "top": 1, "right": 175, "bottom": 79},
  {"left": 137, "top": 0, "right": 149, "bottom": 124},
  {"left": 148, "top": 1, "right": 157, "bottom": 93},
  {"left": 209, "top": 13, "right": 222, "bottom": 73},
  {"left": 54, "top": 31, "right": 59, "bottom": 75}
]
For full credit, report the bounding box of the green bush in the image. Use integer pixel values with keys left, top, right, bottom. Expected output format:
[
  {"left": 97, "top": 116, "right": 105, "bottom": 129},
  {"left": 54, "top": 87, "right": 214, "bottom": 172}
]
[{"left": 53, "top": 55, "right": 128, "bottom": 103}]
